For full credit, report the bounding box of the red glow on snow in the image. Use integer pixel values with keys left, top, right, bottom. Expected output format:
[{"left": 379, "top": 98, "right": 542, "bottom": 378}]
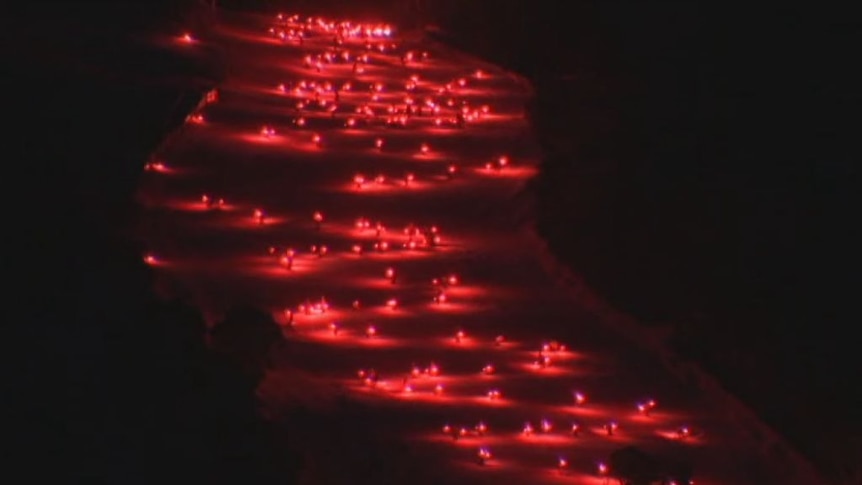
[
  {"left": 144, "top": 161, "right": 171, "bottom": 173},
  {"left": 137, "top": 11, "right": 743, "bottom": 484}
]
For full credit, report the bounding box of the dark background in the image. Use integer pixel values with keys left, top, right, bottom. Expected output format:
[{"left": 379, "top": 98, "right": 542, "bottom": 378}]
[{"left": 6, "top": 0, "right": 858, "bottom": 482}]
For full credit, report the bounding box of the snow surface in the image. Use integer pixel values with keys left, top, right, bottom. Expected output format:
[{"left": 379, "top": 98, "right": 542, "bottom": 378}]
[{"left": 138, "top": 10, "right": 821, "bottom": 484}]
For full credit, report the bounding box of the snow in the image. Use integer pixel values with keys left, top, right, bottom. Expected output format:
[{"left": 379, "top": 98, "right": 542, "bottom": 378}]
[{"left": 138, "top": 10, "right": 821, "bottom": 484}]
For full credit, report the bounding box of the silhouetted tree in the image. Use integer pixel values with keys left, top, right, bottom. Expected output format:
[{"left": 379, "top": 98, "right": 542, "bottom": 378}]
[
  {"left": 209, "top": 305, "right": 282, "bottom": 379},
  {"left": 609, "top": 446, "right": 662, "bottom": 485}
]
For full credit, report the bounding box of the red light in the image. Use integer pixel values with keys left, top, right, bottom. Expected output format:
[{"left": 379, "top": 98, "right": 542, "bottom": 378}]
[
  {"left": 574, "top": 391, "right": 586, "bottom": 405},
  {"left": 638, "top": 398, "right": 657, "bottom": 415},
  {"left": 365, "top": 325, "right": 376, "bottom": 338},
  {"left": 354, "top": 173, "right": 365, "bottom": 188},
  {"left": 419, "top": 143, "right": 429, "bottom": 154},
  {"left": 144, "top": 161, "right": 167, "bottom": 172},
  {"left": 253, "top": 208, "right": 265, "bottom": 224}
]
